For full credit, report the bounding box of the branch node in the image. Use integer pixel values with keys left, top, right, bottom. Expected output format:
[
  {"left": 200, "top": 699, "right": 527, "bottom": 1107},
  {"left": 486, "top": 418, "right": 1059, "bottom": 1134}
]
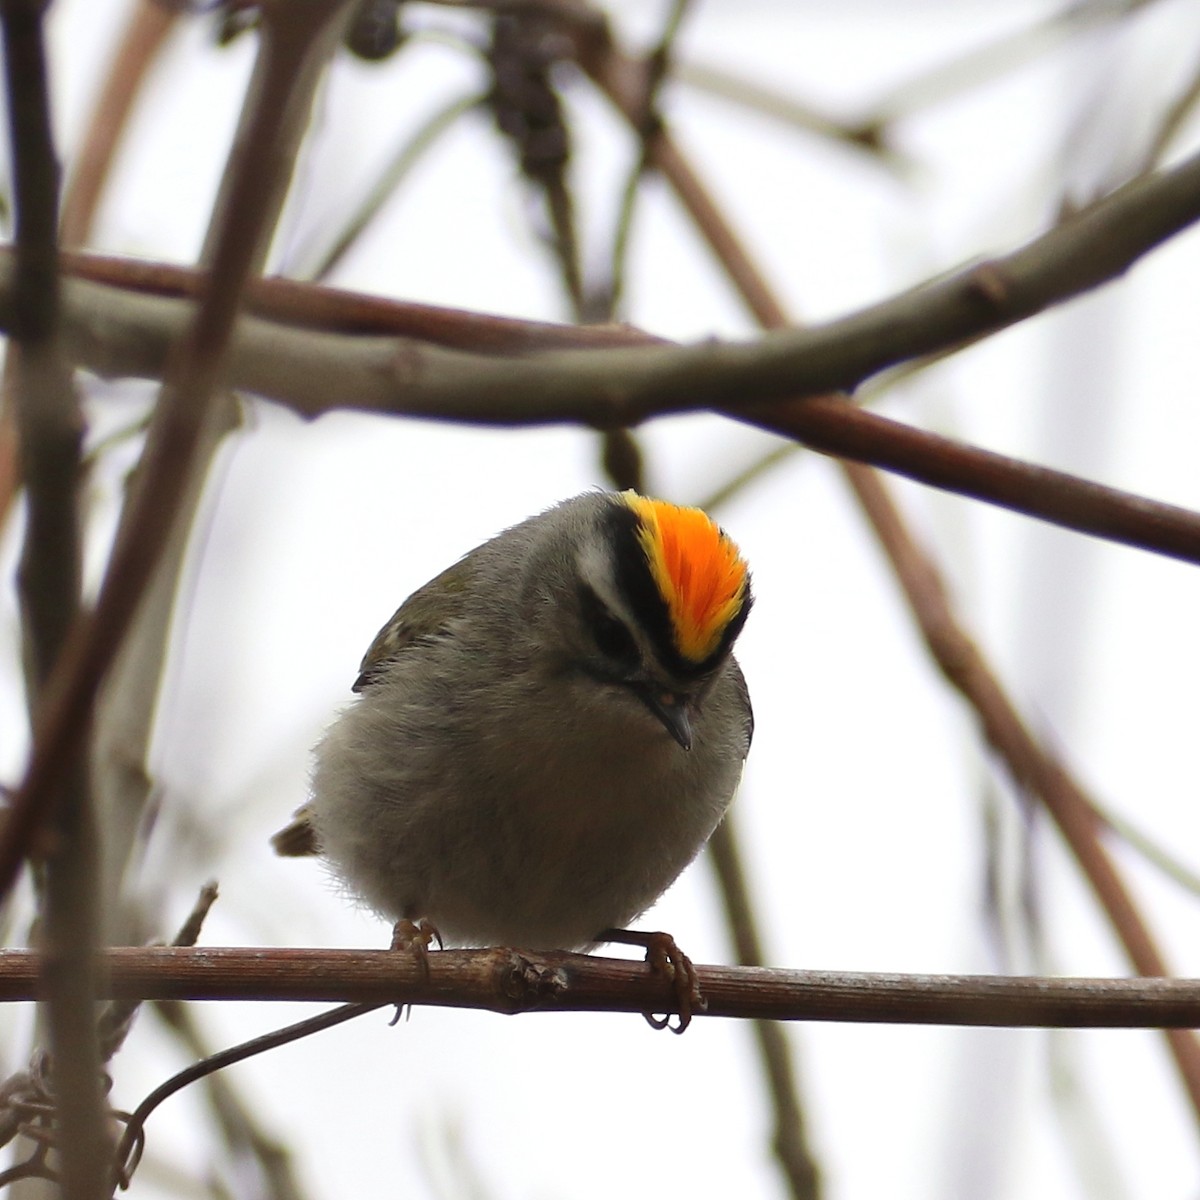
[
  {"left": 498, "top": 951, "right": 569, "bottom": 1012},
  {"left": 965, "top": 261, "right": 1009, "bottom": 309}
]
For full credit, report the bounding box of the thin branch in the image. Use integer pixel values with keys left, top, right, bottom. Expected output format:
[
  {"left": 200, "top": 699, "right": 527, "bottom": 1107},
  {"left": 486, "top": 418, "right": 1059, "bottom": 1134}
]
[
  {"left": 97, "top": 880, "right": 219, "bottom": 1064},
  {"left": 0, "top": 1, "right": 353, "bottom": 905},
  {"left": 0, "top": 948, "right": 1199, "bottom": 1028},
  {"left": 1100, "top": 813, "right": 1200, "bottom": 900},
  {"left": 59, "top": 0, "right": 179, "bottom": 247},
  {"left": 294, "top": 145, "right": 1200, "bottom": 421},
  {"left": 708, "top": 819, "right": 821, "bottom": 1200},
  {"left": 301, "top": 89, "right": 486, "bottom": 283},
  {"left": 1141, "top": 48, "right": 1200, "bottom": 170},
  {"left": 150, "top": 1000, "right": 312, "bottom": 1200},
  {"left": 116, "top": 1003, "right": 377, "bottom": 1190},
  {"left": 860, "top": 0, "right": 1161, "bottom": 127},
  {"left": 4, "top": 8, "right": 81, "bottom": 703},
  {"left": 673, "top": 59, "right": 899, "bottom": 166},
  {"left": 695, "top": 439, "right": 798, "bottom": 512},
  {"left": 87, "top": 3, "right": 360, "bottom": 948},
  {"left": 1, "top": 1, "right": 105, "bottom": 1195},
  {"left": 845, "top": 463, "right": 1200, "bottom": 1119},
  {"left": 603, "top": 0, "right": 690, "bottom": 317}
]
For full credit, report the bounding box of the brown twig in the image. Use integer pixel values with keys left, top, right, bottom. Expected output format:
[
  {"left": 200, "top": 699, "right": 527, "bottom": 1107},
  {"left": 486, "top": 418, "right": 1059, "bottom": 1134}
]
[
  {"left": 0, "top": 0, "right": 107, "bottom": 1194},
  {"left": 0, "top": 948, "right": 1197, "bottom": 1028},
  {"left": 844, "top": 461, "right": 1200, "bottom": 1115},
  {"left": 96, "top": 880, "right": 219, "bottom": 1063},
  {"left": 0, "top": 1, "right": 353, "bottom": 905},
  {"left": 114, "top": 1002, "right": 380, "bottom": 1189},
  {"left": 59, "top": 0, "right": 179, "bottom": 248},
  {"left": 86, "top": 0, "right": 350, "bottom": 946},
  {"left": 149, "top": 999, "right": 311, "bottom": 1200},
  {"left": 252, "top": 143, "right": 1200, "bottom": 421},
  {"left": 0, "top": 0, "right": 175, "bottom": 537}
]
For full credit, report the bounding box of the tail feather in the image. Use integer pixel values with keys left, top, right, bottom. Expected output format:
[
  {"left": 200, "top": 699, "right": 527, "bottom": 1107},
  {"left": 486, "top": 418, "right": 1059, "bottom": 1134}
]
[{"left": 271, "top": 808, "right": 320, "bottom": 857}]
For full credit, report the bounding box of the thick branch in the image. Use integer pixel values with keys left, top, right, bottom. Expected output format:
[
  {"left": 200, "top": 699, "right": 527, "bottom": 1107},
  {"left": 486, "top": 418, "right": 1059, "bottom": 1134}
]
[
  {"left": 0, "top": 949, "right": 1200, "bottom": 1029},
  {"left": 15, "top": 128, "right": 1200, "bottom": 417},
  {"left": 1, "top": 251, "right": 1198, "bottom": 567}
]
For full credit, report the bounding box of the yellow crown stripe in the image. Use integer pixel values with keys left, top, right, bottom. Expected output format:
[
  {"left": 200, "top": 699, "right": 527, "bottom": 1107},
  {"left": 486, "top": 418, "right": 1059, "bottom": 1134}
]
[{"left": 623, "top": 492, "right": 748, "bottom": 662}]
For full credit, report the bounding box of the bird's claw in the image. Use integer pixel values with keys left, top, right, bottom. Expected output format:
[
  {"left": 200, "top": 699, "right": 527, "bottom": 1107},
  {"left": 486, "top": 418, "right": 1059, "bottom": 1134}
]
[
  {"left": 388, "top": 917, "right": 443, "bottom": 1025},
  {"left": 598, "top": 927, "right": 704, "bottom": 1033}
]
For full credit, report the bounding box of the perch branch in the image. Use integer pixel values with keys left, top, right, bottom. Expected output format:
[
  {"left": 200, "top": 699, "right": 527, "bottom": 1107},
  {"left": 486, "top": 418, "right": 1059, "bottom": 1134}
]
[{"left": 0, "top": 948, "right": 1199, "bottom": 1028}]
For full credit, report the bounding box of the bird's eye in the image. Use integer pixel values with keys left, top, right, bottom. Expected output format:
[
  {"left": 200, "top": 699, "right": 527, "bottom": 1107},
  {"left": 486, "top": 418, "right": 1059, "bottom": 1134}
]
[
  {"left": 592, "top": 609, "right": 639, "bottom": 666},
  {"left": 579, "top": 585, "right": 640, "bottom": 668}
]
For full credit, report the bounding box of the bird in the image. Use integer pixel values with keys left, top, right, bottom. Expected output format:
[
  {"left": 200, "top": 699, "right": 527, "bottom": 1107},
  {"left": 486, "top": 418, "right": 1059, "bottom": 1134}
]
[{"left": 273, "top": 489, "right": 753, "bottom": 1025}]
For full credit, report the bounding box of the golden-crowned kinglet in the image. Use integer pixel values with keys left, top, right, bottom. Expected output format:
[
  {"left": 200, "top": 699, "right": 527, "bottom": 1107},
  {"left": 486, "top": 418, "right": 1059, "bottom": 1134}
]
[{"left": 273, "top": 489, "right": 752, "bottom": 954}]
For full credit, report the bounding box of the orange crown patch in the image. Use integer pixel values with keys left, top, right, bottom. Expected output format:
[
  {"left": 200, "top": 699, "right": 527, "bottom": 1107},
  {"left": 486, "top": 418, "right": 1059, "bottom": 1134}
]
[{"left": 622, "top": 492, "right": 749, "bottom": 663}]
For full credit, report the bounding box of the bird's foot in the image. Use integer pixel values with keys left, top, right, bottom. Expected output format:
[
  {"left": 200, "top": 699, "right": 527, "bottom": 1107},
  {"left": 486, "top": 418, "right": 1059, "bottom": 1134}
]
[
  {"left": 390, "top": 916, "right": 443, "bottom": 957},
  {"left": 388, "top": 917, "right": 443, "bottom": 1025},
  {"left": 597, "top": 927, "right": 703, "bottom": 1034}
]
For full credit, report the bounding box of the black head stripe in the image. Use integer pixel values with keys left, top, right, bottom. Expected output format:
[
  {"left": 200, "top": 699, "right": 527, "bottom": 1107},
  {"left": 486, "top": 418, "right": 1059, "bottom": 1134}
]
[{"left": 602, "top": 499, "right": 749, "bottom": 679}]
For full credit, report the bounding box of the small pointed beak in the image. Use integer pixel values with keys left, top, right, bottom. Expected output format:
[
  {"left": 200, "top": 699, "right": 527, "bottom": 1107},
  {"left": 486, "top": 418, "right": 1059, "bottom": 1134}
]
[{"left": 638, "top": 688, "right": 693, "bottom": 751}]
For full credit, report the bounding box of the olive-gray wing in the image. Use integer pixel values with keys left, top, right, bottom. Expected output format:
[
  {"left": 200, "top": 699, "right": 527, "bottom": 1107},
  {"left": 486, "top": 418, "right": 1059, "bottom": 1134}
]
[{"left": 352, "top": 556, "right": 475, "bottom": 692}]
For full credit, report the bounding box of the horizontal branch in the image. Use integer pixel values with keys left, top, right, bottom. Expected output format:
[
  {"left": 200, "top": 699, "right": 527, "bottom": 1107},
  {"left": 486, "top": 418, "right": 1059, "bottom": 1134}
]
[
  {"left": 3, "top": 249, "right": 1200, "bottom": 566},
  {"left": 19, "top": 129, "right": 1200, "bottom": 422},
  {"left": 2, "top": 947, "right": 1200, "bottom": 1028}
]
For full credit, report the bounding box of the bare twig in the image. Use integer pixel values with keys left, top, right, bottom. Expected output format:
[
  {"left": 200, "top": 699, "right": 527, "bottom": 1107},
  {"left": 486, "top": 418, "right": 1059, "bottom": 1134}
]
[
  {"left": 1096, "top": 808, "right": 1200, "bottom": 900},
  {"left": 844, "top": 463, "right": 1200, "bottom": 1122},
  {"left": 96, "top": 881, "right": 219, "bottom": 1063},
  {"left": 708, "top": 819, "right": 821, "bottom": 1200},
  {"left": 603, "top": 0, "right": 690, "bottom": 317},
  {"left": 695, "top": 439, "right": 797, "bottom": 512},
  {"left": 673, "top": 59, "right": 898, "bottom": 166},
  {"left": 1140, "top": 47, "right": 1200, "bottom": 170},
  {"left": 87, "top": 0, "right": 353, "bottom": 944},
  {"left": 276, "top": 143, "right": 1200, "bottom": 421},
  {"left": 114, "top": 1003, "right": 380, "bottom": 1189},
  {"left": 860, "top": 0, "right": 1161, "bottom": 127},
  {"left": 0, "top": 947, "right": 1199, "bottom": 1028},
  {"left": 59, "top": 0, "right": 179, "bottom": 247},
  {"left": 302, "top": 89, "right": 486, "bottom": 282},
  {"left": 150, "top": 999, "right": 311, "bottom": 1200}
]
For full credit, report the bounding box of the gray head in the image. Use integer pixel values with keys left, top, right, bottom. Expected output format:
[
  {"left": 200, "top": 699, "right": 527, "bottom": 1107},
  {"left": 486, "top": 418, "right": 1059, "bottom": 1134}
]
[{"left": 508, "top": 491, "right": 753, "bottom": 748}]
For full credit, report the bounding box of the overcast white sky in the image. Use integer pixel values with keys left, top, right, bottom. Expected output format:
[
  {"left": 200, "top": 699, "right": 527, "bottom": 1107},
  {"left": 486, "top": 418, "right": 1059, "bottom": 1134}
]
[{"left": 5, "top": 2, "right": 1200, "bottom": 1198}]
